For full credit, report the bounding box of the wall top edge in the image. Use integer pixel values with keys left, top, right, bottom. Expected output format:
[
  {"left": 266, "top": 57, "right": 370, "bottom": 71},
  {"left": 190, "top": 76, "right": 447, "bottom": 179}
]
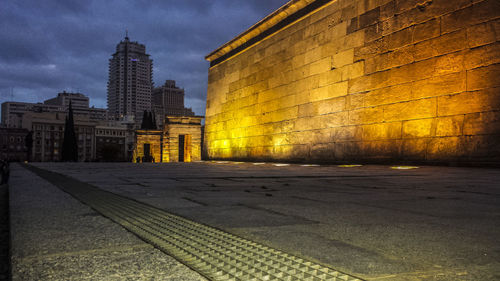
[{"left": 205, "top": 0, "right": 316, "bottom": 62}]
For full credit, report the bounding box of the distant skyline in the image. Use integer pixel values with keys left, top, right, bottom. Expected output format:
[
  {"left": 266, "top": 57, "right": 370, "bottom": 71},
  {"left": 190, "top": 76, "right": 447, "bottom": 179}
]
[{"left": 0, "top": 0, "right": 288, "bottom": 116}]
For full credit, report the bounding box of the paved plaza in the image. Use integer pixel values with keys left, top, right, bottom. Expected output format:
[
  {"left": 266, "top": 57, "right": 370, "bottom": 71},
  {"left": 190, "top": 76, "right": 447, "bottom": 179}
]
[{"left": 9, "top": 162, "right": 500, "bottom": 280}]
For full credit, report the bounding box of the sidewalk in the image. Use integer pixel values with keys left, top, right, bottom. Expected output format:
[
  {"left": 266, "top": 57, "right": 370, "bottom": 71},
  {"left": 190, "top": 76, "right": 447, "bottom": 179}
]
[
  {"left": 9, "top": 163, "right": 206, "bottom": 281},
  {"left": 10, "top": 162, "right": 500, "bottom": 280}
]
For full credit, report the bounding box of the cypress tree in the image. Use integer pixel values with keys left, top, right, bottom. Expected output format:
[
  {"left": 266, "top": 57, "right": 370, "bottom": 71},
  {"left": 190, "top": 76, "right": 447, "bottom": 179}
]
[
  {"left": 152, "top": 111, "right": 157, "bottom": 129},
  {"left": 141, "top": 110, "right": 148, "bottom": 129},
  {"left": 61, "top": 102, "right": 78, "bottom": 161}
]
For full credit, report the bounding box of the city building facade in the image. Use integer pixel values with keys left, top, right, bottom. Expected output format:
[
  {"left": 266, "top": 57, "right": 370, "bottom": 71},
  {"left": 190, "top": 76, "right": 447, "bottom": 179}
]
[
  {"left": 1, "top": 102, "right": 64, "bottom": 128},
  {"left": 95, "top": 122, "right": 135, "bottom": 162},
  {"left": 24, "top": 112, "right": 96, "bottom": 162},
  {"left": 204, "top": 0, "right": 500, "bottom": 165},
  {"left": 2, "top": 92, "right": 107, "bottom": 129},
  {"left": 44, "top": 91, "right": 89, "bottom": 109},
  {"left": 152, "top": 80, "right": 195, "bottom": 125},
  {"left": 0, "top": 127, "right": 29, "bottom": 162},
  {"left": 107, "top": 35, "right": 153, "bottom": 124}
]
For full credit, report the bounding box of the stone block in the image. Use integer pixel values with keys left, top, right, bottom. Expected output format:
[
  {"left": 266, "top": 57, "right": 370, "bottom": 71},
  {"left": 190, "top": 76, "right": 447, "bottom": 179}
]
[
  {"left": 435, "top": 115, "right": 464, "bottom": 137},
  {"left": 309, "top": 57, "right": 331, "bottom": 76},
  {"left": 319, "top": 111, "right": 348, "bottom": 128},
  {"left": 310, "top": 81, "right": 348, "bottom": 102},
  {"left": 347, "top": 17, "right": 358, "bottom": 34},
  {"left": 348, "top": 106, "right": 384, "bottom": 124},
  {"left": 348, "top": 70, "right": 387, "bottom": 94},
  {"left": 438, "top": 88, "right": 500, "bottom": 116},
  {"left": 289, "top": 130, "right": 315, "bottom": 145},
  {"left": 413, "top": 30, "right": 467, "bottom": 61},
  {"left": 359, "top": 7, "right": 381, "bottom": 28},
  {"left": 297, "top": 102, "right": 316, "bottom": 118},
  {"left": 340, "top": 4, "right": 357, "bottom": 21},
  {"left": 304, "top": 48, "right": 324, "bottom": 66},
  {"left": 395, "top": 0, "right": 421, "bottom": 14},
  {"left": 342, "top": 141, "right": 364, "bottom": 158},
  {"left": 365, "top": 45, "right": 414, "bottom": 74},
  {"left": 494, "top": 18, "right": 500, "bottom": 41},
  {"left": 424, "top": 0, "right": 472, "bottom": 19},
  {"left": 310, "top": 143, "right": 336, "bottom": 160},
  {"left": 363, "top": 122, "right": 402, "bottom": 140},
  {"left": 467, "top": 63, "right": 500, "bottom": 91},
  {"left": 318, "top": 68, "right": 343, "bottom": 87},
  {"left": 464, "top": 42, "right": 500, "bottom": 70},
  {"left": 380, "top": 0, "right": 396, "bottom": 21},
  {"left": 440, "top": 6, "right": 470, "bottom": 34},
  {"left": 332, "top": 49, "right": 354, "bottom": 69},
  {"left": 386, "top": 58, "right": 436, "bottom": 86},
  {"left": 441, "top": 0, "right": 500, "bottom": 34},
  {"left": 324, "top": 21, "right": 348, "bottom": 41},
  {"left": 426, "top": 136, "right": 460, "bottom": 160},
  {"left": 331, "top": 125, "right": 363, "bottom": 141},
  {"left": 347, "top": 93, "right": 365, "bottom": 110},
  {"left": 402, "top": 118, "right": 434, "bottom": 138},
  {"left": 402, "top": 138, "right": 428, "bottom": 159},
  {"left": 363, "top": 83, "right": 413, "bottom": 107},
  {"left": 354, "top": 37, "right": 388, "bottom": 61},
  {"left": 466, "top": 21, "right": 497, "bottom": 48},
  {"left": 412, "top": 18, "right": 441, "bottom": 44},
  {"left": 383, "top": 98, "right": 437, "bottom": 121},
  {"left": 342, "top": 30, "right": 365, "bottom": 50},
  {"left": 459, "top": 135, "right": 500, "bottom": 160},
  {"left": 341, "top": 61, "right": 365, "bottom": 80},
  {"left": 291, "top": 53, "right": 306, "bottom": 69},
  {"left": 364, "top": 22, "right": 384, "bottom": 43},
  {"left": 294, "top": 116, "right": 321, "bottom": 131},
  {"left": 362, "top": 140, "right": 402, "bottom": 158},
  {"left": 412, "top": 71, "right": 466, "bottom": 99},
  {"left": 463, "top": 111, "right": 500, "bottom": 135},
  {"left": 434, "top": 51, "right": 465, "bottom": 76},
  {"left": 387, "top": 26, "right": 413, "bottom": 50},
  {"left": 316, "top": 97, "right": 346, "bottom": 115}
]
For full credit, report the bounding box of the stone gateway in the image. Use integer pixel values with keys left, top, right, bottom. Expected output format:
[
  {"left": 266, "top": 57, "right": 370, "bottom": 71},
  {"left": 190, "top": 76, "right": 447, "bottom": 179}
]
[{"left": 205, "top": 0, "right": 500, "bottom": 165}]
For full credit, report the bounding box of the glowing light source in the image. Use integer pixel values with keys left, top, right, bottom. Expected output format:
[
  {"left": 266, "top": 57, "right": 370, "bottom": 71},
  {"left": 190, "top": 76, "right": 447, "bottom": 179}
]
[
  {"left": 301, "top": 164, "right": 320, "bottom": 167},
  {"left": 391, "top": 166, "right": 419, "bottom": 170},
  {"left": 216, "top": 161, "right": 229, "bottom": 164},
  {"left": 273, "top": 163, "right": 290, "bottom": 167},
  {"left": 338, "top": 164, "right": 362, "bottom": 167},
  {"left": 253, "top": 162, "right": 266, "bottom": 165}
]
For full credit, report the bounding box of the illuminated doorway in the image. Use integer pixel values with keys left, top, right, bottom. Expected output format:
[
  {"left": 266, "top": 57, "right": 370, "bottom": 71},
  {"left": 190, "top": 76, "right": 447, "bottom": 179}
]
[{"left": 178, "top": 135, "right": 192, "bottom": 162}]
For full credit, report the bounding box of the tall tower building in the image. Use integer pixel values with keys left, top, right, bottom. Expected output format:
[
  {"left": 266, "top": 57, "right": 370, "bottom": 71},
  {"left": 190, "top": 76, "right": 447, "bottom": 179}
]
[
  {"left": 152, "top": 80, "right": 195, "bottom": 126},
  {"left": 107, "top": 35, "right": 153, "bottom": 124}
]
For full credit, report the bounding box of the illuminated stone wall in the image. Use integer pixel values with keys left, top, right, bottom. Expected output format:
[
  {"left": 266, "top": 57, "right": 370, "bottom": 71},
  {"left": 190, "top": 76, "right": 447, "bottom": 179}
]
[
  {"left": 133, "top": 130, "right": 162, "bottom": 163},
  {"left": 205, "top": 0, "right": 500, "bottom": 164}
]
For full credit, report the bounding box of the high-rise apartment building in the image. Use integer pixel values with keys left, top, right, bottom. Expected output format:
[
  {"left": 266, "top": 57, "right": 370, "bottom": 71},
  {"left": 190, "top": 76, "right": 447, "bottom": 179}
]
[
  {"left": 152, "top": 80, "right": 194, "bottom": 125},
  {"left": 107, "top": 35, "right": 153, "bottom": 124}
]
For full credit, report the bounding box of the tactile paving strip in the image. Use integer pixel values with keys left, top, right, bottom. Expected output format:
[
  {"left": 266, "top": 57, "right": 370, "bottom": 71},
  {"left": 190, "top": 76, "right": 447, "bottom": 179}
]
[{"left": 27, "top": 165, "right": 364, "bottom": 281}]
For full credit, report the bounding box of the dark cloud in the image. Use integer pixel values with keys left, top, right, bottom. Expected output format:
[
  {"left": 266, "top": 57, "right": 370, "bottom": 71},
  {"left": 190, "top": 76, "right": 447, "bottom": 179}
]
[{"left": 0, "top": 0, "right": 288, "bottom": 115}]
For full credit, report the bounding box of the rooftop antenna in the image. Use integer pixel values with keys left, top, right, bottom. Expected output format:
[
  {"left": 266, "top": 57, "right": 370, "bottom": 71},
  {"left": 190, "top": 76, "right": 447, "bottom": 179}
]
[{"left": 125, "top": 29, "right": 129, "bottom": 40}]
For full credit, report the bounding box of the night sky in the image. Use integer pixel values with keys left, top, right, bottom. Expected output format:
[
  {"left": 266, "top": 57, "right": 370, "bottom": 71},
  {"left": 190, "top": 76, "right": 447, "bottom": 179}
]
[{"left": 0, "top": 0, "right": 288, "bottom": 116}]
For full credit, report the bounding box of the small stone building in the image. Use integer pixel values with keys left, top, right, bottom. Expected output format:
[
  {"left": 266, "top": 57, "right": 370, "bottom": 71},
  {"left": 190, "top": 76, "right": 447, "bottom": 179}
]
[
  {"left": 133, "top": 129, "right": 163, "bottom": 163},
  {"left": 133, "top": 116, "right": 203, "bottom": 163}
]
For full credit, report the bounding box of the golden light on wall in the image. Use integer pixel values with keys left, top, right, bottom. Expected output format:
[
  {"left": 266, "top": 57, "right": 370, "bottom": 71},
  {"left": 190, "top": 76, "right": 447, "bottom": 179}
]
[{"left": 205, "top": 0, "right": 500, "bottom": 164}]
